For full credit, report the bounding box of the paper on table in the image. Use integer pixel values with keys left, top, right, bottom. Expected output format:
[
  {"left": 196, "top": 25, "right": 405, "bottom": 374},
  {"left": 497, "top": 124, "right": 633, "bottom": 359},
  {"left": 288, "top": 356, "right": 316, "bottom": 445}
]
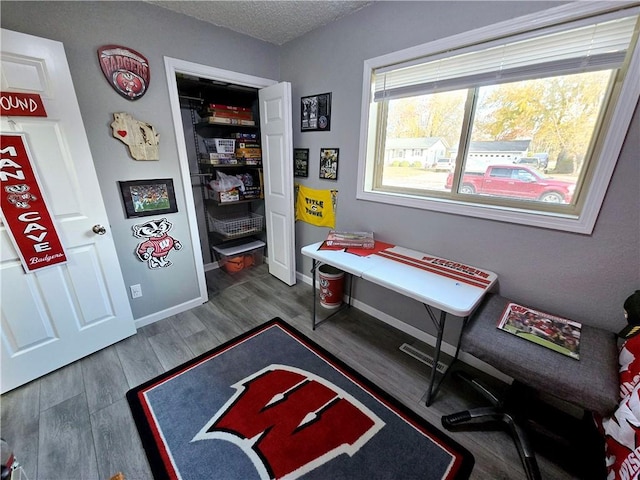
[
  {"left": 346, "top": 241, "right": 395, "bottom": 257},
  {"left": 318, "top": 241, "right": 345, "bottom": 251}
]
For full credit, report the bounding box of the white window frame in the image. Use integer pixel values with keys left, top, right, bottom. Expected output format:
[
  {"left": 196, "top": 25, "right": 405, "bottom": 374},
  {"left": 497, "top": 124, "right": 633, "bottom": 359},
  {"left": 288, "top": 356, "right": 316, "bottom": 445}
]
[{"left": 356, "top": 2, "right": 639, "bottom": 234}]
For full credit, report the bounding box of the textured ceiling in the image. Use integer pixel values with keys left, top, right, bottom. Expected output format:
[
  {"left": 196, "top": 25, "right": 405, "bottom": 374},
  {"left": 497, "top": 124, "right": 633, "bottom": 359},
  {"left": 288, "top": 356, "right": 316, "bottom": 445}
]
[{"left": 144, "top": 1, "right": 373, "bottom": 45}]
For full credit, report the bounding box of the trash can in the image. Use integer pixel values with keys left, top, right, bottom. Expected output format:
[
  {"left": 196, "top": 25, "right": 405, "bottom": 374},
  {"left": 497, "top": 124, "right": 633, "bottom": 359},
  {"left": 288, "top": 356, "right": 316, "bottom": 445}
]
[{"left": 318, "top": 264, "right": 344, "bottom": 309}]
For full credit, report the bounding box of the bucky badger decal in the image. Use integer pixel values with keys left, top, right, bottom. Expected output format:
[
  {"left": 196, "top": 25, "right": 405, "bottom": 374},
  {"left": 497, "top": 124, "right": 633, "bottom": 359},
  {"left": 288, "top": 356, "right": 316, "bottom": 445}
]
[
  {"left": 5, "top": 184, "right": 37, "bottom": 209},
  {"left": 132, "top": 217, "right": 181, "bottom": 269}
]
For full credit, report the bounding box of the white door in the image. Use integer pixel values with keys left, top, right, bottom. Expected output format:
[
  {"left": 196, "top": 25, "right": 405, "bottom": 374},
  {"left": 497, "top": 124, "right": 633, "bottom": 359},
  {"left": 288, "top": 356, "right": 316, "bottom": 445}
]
[
  {"left": 259, "top": 82, "right": 296, "bottom": 286},
  {"left": 0, "top": 29, "right": 136, "bottom": 393}
]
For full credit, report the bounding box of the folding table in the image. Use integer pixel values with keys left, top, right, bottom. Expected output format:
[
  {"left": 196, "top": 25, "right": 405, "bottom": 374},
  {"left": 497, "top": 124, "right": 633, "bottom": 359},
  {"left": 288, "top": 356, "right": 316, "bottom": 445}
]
[{"left": 301, "top": 241, "right": 498, "bottom": 405}]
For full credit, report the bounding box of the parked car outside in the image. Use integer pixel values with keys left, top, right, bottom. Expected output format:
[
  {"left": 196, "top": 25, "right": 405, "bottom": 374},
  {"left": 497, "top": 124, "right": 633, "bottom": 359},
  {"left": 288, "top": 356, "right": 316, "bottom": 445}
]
[
  {"left": 434, "top": 158, "right": 454, "bottom": 171},
  {"left": 513, "top": 153, "right": 549, "bottom": 170},
  {"left": 445, "top": 164, "right": 574, "bottom": 203},
  {"left": 533, "top": 153, "right": 549, "bottom": 170}
]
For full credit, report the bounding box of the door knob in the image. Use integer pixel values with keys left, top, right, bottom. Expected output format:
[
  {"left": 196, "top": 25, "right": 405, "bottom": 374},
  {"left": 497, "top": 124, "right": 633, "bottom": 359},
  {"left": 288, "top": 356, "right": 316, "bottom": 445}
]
[{"left": 92, "top": 225, "right": 107, "bottom": 235}]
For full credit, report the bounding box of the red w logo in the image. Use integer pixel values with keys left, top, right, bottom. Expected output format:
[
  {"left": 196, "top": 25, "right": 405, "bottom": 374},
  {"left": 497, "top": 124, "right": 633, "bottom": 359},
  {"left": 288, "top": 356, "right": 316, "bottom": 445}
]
[{"left": 192, "top": 364, "right": 385, "bottom": 479}]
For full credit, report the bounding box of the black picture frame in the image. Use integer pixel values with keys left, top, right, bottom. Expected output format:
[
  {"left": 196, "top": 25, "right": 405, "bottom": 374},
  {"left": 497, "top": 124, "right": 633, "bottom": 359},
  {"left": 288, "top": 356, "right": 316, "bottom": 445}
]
[
  {"left": 119, "top": 178, "right": 178, "bottom": 218},
  {"left": 301, "top": 92, "right": 331, "bottom": 131},
  {"left": 319, "top": 148, "right": 339, "bottom": 180},
  {"left": 294, "top": 148, "right": 309, "bottom": 177}
]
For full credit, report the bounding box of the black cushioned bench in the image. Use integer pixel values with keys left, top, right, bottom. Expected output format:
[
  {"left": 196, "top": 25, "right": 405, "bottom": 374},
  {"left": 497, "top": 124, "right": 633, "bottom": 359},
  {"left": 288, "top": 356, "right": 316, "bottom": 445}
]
[{"left": 442, "top": 293, "right": 619, "bottom": 479}]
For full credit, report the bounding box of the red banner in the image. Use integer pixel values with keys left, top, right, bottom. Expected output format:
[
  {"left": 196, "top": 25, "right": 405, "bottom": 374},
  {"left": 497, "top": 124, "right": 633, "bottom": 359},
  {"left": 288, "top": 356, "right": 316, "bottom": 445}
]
[
  {"left": 1, "top": 133, "right": 67, "bottom": 272},
  {"left": 0, "top": 92, "right": 47, "bottom": 117}
]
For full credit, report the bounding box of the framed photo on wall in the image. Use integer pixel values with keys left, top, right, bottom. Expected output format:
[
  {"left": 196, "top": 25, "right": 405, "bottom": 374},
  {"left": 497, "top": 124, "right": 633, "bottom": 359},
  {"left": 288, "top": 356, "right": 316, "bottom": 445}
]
[
  {"left": 119, "top": 178, "right": 178, "bottom": 218},
  {"left": 294, "top": 148, "right": 309, "bottom": 177},
  {"left": 301, "top": 92, "right": 331, "bottom": 131},
  {"left": 319, "top": 148, "right": 339, "bottom": 180}
]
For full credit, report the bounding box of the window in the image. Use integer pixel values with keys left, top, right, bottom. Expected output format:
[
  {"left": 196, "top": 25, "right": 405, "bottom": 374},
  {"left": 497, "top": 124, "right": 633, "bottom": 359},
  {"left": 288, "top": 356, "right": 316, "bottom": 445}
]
[{"left": 357, "top": 4, "right": 639, "bottom": 233}]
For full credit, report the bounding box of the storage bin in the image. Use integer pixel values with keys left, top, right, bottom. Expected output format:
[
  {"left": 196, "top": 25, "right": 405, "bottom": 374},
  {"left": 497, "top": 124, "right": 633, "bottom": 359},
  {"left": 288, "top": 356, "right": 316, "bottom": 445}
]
[
  {"left": 208, "top": 212, "right": 264, "bottom": 239},
  {"left": 213, "top": 239, "right": 265, "bottom": 274}
]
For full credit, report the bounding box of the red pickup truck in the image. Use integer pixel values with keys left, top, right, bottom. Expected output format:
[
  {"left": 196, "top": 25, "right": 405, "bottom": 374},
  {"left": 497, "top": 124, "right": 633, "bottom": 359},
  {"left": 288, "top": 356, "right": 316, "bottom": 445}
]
[{"left": 445, "top": 165, "right": 575, "bottom": 203}]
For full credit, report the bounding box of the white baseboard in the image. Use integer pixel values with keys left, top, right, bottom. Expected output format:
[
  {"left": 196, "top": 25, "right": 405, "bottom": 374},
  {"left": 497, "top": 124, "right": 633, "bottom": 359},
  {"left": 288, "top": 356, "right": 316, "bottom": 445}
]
[
  {"left": 134, "top": 295, "right": 207, "bottom": 329},
  {"left": 296, "top": 271, "right": 511, "bottom": 383}
]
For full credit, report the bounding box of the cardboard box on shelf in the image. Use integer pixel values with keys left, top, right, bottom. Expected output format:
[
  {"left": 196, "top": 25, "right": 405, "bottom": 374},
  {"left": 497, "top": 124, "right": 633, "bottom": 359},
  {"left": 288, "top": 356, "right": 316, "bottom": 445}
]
[{"left": 214, "top": 188, "right": 240, "bottom": 203}]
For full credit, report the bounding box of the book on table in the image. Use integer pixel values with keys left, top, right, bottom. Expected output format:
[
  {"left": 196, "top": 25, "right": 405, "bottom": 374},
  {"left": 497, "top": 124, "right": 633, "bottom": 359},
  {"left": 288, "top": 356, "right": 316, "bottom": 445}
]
[
  {"left": 325, "top": 230, "right": 375, "bottom": 248},
  {"left": 496, "top": 302, "right": 581, "bottom": 360}
]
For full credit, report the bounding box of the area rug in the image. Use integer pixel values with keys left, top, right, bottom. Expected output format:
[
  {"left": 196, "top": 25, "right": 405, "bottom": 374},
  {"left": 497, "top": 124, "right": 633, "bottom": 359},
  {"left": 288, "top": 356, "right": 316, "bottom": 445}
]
[{"left": 127, "top": 318, "right": 474, "bottom": 479}]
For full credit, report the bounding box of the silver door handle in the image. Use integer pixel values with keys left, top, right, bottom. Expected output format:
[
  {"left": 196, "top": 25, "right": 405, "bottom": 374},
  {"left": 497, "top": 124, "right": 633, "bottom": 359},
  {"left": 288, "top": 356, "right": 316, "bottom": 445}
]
[{"left": 92, "top": 225, "right": 107, "bottom": 235}]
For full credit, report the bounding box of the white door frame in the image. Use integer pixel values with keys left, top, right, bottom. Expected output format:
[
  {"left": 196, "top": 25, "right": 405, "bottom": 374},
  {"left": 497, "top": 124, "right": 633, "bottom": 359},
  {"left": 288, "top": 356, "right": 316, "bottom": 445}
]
[{"left": 163, "top": 57, "right": 276, "bottom": 291}]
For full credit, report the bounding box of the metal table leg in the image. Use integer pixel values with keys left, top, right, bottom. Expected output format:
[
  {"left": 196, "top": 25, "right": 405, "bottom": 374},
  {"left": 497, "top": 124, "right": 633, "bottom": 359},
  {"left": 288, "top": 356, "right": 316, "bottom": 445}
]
[
  {"left": 424, "top": 305, "right": 469, "bottom": 406},
  {"left": 311, "top": 259, "right": 318, "bottom": 330}
]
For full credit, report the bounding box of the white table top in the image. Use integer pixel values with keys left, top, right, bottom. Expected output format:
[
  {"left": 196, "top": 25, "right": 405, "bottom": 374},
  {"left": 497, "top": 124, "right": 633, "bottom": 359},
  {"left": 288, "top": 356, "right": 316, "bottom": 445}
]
[
  {"left": 301, "top": 242, "right": 386, "bottom": 276},
  {"left": 301, "top": 241, "right": 498, "bottom": 317}
]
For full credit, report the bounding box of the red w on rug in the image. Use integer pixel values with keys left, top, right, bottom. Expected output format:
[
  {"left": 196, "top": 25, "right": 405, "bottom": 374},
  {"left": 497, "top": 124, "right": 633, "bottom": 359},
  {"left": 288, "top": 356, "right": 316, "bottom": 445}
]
[
  {"left": 192, "top": 365, "right": 384, "bottom": 478},
  {"left": 127, "top": 318, "right": 473, "bottom": 480}
]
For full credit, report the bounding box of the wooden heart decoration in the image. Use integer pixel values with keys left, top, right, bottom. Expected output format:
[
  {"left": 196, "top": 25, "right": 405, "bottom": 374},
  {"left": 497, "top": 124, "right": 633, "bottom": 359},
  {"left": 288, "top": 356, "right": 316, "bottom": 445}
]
[{"left": 111, "top": 112, "right": 159, "bottom": 161}]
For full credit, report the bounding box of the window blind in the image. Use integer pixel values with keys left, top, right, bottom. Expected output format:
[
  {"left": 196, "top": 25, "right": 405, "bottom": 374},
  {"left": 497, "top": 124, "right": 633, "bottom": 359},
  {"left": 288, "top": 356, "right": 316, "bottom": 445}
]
[{"left": 373, "top": 12, "right": 639, "bottom": 101}]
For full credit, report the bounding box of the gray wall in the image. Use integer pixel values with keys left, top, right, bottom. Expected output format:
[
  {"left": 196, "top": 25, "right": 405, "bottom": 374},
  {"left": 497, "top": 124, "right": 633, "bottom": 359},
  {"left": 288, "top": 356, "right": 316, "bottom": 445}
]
[
  {"left": 281, "top": 1, "right": 640, "bottom": 334},
  {"left": 3, "top": 2, "right": 638, "bottom": 337},
  {"left": 1, "top": 1, "right": 280, "bottom": 320}
]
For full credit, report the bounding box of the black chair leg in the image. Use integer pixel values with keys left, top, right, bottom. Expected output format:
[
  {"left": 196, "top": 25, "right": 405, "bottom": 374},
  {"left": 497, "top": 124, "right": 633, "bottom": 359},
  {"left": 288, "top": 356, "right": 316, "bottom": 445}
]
[
  {"left": 441, "top": 371, "right": 541, "bottom": 480},
  {"left": 502, "top": 412, "right": 542, "bottom": 480}
]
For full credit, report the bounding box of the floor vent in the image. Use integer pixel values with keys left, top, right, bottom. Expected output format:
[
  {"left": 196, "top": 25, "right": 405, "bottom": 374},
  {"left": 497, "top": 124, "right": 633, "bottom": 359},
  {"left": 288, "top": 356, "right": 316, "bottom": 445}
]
[{"left": 399, "top": 343, "right": 447, "bottom": 373}]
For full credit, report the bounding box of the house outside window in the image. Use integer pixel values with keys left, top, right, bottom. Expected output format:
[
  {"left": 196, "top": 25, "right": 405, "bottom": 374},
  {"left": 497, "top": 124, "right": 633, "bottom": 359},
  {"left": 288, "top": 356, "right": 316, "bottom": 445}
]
[
  {"left": 357, "top": 3, "right": 639, "bottom": 233},
  {"left": 385, "top": 137, "right": 448, "bottom": 170}
]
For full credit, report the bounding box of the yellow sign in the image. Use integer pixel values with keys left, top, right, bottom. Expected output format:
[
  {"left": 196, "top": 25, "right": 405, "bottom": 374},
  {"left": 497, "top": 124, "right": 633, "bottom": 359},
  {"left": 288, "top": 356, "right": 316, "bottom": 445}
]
[{"left": 295, "top": 184, "right": 337, "bottom": 228}]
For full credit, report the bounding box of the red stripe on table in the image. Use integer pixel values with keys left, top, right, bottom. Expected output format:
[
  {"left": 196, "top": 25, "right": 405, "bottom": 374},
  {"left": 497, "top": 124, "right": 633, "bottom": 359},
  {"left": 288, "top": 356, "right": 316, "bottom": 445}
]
[
  {"left": 374, "top": 250, "right": 490, "bottom": 289},
  {"left": 379, "top": 250, "right": 492, "bottom": 285}
]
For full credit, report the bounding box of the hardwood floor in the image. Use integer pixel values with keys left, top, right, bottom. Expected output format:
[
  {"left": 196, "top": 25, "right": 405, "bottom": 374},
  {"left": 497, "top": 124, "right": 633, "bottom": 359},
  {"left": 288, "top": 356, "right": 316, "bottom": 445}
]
[{"left": 1, "top": 264, "right": 596, "bottom": 479}]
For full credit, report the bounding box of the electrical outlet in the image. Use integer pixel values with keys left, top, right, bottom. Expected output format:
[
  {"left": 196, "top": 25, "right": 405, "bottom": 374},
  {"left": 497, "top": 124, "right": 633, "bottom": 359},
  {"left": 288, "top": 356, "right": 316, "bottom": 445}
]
[{"left": 130, "top": 284, "right": 142, "bottom": 299}]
